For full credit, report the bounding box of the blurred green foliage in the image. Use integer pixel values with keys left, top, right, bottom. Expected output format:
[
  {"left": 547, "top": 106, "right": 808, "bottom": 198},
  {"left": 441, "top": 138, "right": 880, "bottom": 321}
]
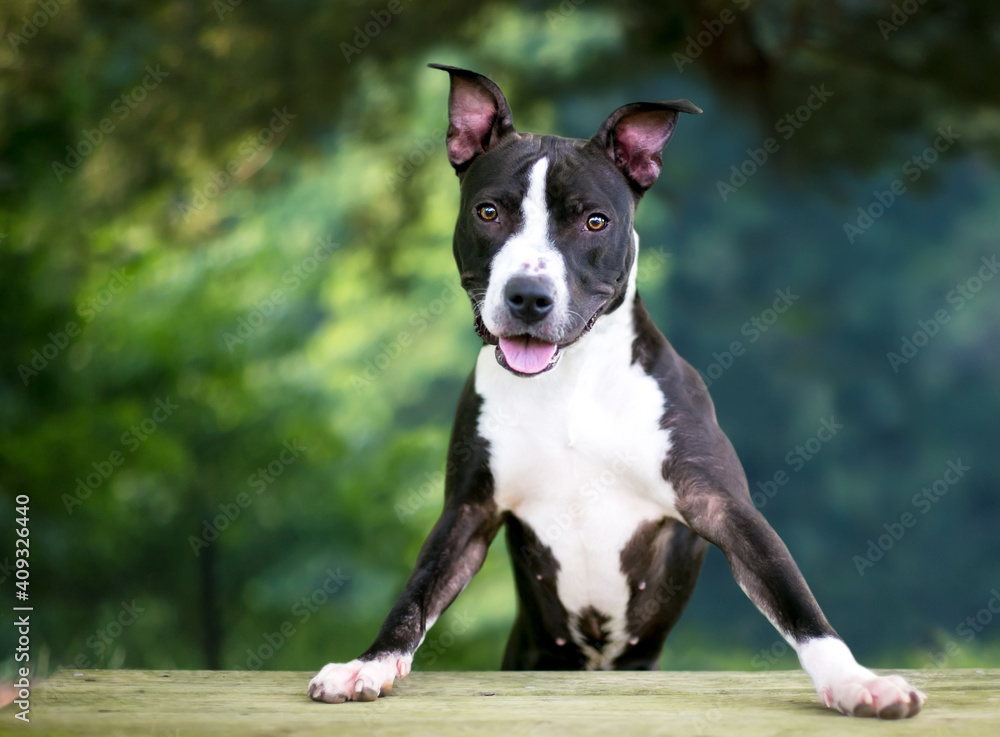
[{"left": 1, "top": 0, "right": 999, "bottom": 678}]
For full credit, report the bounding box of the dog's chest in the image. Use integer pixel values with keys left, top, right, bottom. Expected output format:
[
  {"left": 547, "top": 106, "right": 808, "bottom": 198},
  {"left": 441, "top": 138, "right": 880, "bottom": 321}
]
[{"left": 474, "top": 328, "right": 679, "bottom": 666}]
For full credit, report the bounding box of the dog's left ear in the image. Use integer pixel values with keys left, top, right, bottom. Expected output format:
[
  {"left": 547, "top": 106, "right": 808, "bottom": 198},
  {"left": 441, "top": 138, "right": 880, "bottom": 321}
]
[
  {"left": 428, "top": 63, "right": 515, "bottom": 173},
  {"left": 592, "top": 100, "right": 702, "bottom": 194}
]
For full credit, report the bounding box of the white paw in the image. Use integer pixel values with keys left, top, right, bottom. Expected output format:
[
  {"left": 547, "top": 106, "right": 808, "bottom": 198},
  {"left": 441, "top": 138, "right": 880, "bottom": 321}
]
[
  {"left": 819, "top": 673, "right": 927, "bottom": 719},
  {"left": 798, "top": 637, "right": 926, "bottom": 718},
  {"left": 307, "top": 653, "right": 412, "bottom": 703}
]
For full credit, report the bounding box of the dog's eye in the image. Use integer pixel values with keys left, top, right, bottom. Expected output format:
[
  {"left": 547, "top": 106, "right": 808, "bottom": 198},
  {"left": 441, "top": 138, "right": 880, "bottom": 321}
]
[
  {"left": 586, "top": 214, "right": 609, "bottom": 231},
  {"left": 477, "top": 204, "right": 499, "bottom": 222}
]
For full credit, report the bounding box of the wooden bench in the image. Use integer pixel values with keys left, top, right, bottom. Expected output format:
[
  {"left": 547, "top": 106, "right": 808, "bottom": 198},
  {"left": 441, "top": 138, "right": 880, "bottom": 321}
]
[{"left": 2, "top": 668, "right": 998, "bottom": 735}]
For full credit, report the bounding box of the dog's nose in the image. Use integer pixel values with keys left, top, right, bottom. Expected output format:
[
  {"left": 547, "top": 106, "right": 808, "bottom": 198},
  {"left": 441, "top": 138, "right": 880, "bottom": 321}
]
[{"left": 505, "top": 277, "right": 554, "bottom": 324}]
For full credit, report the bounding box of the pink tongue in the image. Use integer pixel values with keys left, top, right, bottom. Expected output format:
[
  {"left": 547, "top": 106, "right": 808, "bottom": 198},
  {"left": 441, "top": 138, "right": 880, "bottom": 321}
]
[{"left": 499, "top": 336, "right": 557, "bottom": 374}]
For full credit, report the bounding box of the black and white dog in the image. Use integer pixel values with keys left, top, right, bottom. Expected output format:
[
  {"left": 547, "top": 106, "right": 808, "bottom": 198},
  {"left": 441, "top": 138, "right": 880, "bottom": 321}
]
[{"left": 309, "top": 64, "right": 926, "bottom": 719}]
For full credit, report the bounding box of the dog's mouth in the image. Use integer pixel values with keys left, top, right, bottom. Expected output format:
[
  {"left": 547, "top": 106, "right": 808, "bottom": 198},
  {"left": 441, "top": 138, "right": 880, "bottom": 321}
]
[
  {"left": 496, "top": 335, "right": 561, "bottom": 376},
  {"left": 474, "top": 308, "right": 604, "bottom": 377}
]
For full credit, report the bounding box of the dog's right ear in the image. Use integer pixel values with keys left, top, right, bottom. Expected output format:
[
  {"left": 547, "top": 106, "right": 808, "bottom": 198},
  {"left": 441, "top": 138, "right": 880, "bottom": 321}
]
[{"left": 428, "top": 63, "right": 515, "bottom": 172}]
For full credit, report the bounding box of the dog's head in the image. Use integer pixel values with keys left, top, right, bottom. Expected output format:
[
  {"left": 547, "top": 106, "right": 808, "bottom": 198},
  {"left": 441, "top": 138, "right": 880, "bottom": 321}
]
[{"left": 430, "top": 64, "right": 700, "bottom": 377}]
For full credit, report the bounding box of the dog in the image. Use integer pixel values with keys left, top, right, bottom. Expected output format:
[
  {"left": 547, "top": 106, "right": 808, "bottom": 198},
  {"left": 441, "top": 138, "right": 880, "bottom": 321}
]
[{"left": 308, "top": 64, "right": 926, "bottom": 719}]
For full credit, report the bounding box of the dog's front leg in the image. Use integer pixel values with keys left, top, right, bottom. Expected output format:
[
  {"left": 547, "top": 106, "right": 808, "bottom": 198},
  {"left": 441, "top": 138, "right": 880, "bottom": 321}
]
[
  {"left": 308, "top": 500, "right": 501, "bottom": 703},
  {"left": 679, "top": 484, "right": 926, "bottom": 718},
  {"left": 309, "top": 378, "right": 501, "bottom": 703}
]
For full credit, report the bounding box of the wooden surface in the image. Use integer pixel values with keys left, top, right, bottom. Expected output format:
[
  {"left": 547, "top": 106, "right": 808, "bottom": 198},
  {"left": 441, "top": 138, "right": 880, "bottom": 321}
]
[{"left": 1, "top": 669, "right": 998, "bottom": 736}]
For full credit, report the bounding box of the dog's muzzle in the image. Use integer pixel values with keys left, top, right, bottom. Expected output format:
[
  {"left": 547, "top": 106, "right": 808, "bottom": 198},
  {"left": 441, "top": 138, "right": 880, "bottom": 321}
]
[
  {"left": 473, "top": 278, "right": 608, "bottom": 378},
  {"left": 493, "top": 277, "right": 560, "bottom": 375}
]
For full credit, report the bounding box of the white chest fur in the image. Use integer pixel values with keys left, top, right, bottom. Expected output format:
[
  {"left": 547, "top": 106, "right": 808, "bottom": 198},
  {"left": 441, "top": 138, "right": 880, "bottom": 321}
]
[{"left": 474, "top": 288, "right": 680, "bottom": 667}]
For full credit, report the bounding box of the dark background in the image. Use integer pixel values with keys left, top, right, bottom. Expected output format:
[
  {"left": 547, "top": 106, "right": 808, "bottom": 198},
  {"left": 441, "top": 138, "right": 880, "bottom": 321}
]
[{"left": 1, "top": 0, "right": 998, "bottom": 678}]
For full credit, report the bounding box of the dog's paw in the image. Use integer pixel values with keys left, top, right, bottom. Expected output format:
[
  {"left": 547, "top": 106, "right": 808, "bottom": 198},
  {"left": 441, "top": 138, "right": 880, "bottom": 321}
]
[
  {"left": 799, "top": 637, "right": 926, "bottom": 719},
  {"left": 307, "top": 653, "right": 412, "bottom": 703},
  {"left": 819, "top": 674, "right": 927, "bottom": 719}
]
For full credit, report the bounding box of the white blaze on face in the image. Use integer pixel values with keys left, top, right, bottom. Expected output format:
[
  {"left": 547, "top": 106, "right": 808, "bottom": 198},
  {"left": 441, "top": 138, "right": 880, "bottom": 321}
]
[{"left": 482, "top": 157, "right": 570, "bottom": 353}]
